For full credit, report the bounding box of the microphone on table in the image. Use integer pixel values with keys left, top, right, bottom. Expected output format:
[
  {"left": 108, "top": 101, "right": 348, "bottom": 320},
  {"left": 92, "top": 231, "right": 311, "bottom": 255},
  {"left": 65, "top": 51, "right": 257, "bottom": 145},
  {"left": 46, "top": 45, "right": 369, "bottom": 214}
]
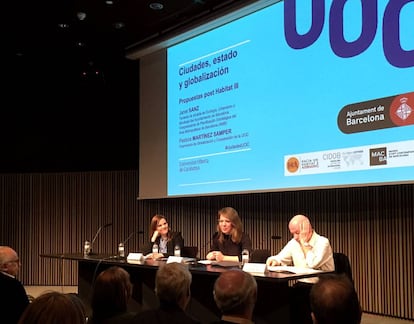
[
  {"left": 117, "top": 230, "right": 145, "bottom": 258},
  {"left": 88, "top": 223, "right": 113, "bottom": 255}
]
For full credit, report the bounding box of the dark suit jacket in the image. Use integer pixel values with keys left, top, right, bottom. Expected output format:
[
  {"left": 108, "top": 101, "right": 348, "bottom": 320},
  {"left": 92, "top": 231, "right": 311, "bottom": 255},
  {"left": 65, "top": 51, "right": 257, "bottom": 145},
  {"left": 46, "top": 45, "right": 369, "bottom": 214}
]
[
  {"left": 141, "top": 231, "right": 184, "bottom": 256},
  {"left": 129, "top": 304, "right": 200, "bottom": 324},
  {"left": 0, "top": 271, "right": 30, "bottom": 324},
  {"left": 89, "top": 311, "right": 136, "bottom": 324},
  {"left": 210, "top": 321, "right": 248, "bottom": 324}
]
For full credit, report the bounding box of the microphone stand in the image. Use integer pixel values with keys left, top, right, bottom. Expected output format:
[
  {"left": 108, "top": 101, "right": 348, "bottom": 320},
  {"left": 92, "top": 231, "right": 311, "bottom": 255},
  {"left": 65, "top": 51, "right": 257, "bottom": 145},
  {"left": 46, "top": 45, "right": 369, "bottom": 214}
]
[
  {"left": 89, "top": 223, "right": 113, "bottom": 255},
  {"left": 200, "top": 234, "right": 216, "bottom": 259},
  {"left": 112, "top": 230, "right": 144, "bottom": 259}
]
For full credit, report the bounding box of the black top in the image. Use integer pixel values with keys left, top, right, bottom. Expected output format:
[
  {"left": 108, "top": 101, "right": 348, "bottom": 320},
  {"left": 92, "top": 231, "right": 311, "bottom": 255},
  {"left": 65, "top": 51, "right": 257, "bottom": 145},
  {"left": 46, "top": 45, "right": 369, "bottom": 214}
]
[
  {"left": 210, "top": 232, "right": 252, "bottom": 260},
  {"left": 210, "top": 320, "right": 248, "bottom": 324},
  {"left": 89, "top": 311, "right": 136, "bottom": 324},
  {"left": 0, "top": 271, "right": 30, "bottom": 324},
  {"left": 129, "top": 303, "right": 200, "bottom": 324},
  {"left": 141, "top": 231, "right": 184, "bottom": 257}
]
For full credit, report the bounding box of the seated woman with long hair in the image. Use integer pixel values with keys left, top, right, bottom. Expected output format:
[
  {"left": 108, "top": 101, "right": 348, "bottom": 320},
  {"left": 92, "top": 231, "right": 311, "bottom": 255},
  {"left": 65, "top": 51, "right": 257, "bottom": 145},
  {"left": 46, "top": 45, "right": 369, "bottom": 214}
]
[
  {"left": 206, "top": 207, "right": 252, "bottom": 262},
  {"left": 142, "top": 214, "right": 184, "bottom": 260}
]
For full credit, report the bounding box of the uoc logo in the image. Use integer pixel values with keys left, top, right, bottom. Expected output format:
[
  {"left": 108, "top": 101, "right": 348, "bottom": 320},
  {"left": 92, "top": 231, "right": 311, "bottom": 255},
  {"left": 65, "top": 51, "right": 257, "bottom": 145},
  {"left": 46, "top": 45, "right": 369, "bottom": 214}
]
[{"left": 284, "top": 0, "right": 414, "bottom": 68}]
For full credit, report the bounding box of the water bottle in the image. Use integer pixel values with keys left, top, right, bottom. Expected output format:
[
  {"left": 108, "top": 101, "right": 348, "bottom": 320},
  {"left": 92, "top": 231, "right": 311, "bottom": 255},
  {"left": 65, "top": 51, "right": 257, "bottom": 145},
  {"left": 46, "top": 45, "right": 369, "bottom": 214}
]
[
  {"left": 118, "top": 242, "right": 125, "bottom": 258},
  {"left": 241, "top": 249, "right": 249, "bottom": 266},
  {"left": 84, "top": 240, "right": 91, "bottom": 257},
  {"left": 174, "top": 244, "right": 181, "bottom": 257},
  {"left": 152, "top": 242, "right": 159, "bottom": 254}
]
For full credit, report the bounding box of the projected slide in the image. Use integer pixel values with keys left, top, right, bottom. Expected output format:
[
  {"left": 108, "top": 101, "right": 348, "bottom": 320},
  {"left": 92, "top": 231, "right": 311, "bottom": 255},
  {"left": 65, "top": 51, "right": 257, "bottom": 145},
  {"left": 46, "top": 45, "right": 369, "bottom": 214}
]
[{"left": 167, "top": 0, "right": 414, "bottom": 196}]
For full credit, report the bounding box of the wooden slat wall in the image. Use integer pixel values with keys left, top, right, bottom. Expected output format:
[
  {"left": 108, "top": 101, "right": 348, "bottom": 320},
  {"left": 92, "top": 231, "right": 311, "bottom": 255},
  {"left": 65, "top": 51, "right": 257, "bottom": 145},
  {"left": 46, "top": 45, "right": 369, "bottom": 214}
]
[{"left": 0, "top": 171, "right": 413, "bottom": 320}]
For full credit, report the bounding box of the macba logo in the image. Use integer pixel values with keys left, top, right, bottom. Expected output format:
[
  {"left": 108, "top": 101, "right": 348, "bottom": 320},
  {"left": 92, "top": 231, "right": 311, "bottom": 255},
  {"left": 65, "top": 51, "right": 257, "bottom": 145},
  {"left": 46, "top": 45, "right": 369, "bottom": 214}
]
[{"left": 370, "top": 147, "right": 387, "bottom": 166}]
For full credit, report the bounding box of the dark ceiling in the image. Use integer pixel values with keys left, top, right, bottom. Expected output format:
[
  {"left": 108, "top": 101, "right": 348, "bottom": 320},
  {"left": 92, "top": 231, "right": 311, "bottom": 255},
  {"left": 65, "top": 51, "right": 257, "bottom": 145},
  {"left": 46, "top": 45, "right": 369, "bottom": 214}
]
[
  {"left": 4, "top": 0, "right": 252, "bottom": 81},
  {"left": 1, "top": 0, "right": 254, "bottom": 173}
]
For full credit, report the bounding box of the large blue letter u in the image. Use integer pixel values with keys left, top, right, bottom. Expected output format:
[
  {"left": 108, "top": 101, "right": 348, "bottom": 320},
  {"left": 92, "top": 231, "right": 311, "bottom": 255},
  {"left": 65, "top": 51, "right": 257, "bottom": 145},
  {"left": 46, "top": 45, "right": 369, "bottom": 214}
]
[
  {"left": 383, "top": 0, "right": 414, "bottom": 68},
  {"left": 284, "top": 0, "right": 325, "bottom": 49}
]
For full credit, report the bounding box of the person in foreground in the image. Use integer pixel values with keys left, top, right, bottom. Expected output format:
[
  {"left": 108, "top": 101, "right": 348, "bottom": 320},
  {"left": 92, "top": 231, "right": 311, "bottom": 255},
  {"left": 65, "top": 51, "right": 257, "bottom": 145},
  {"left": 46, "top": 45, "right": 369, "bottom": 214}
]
[
  {"left": 143, "top": 214, "right": 184, "bottom": 259},
  {"left": 212, "top": 269, "right": 257, "bottom": 324},
  {"left": 266, "top": 214, "right": 334, "bottom": 324},
  {"left": 90, "top": 266, "right": 136, "bottom": 323},
  {"left": 130, "top": 262, "right": 200, "bottom": 323},
  {"left": 206, "top": 207, "right": 252, "bottom": 262},
  {"left": 0, "top": 246, "right": 30, "bottom": 324},
  {"left": 18, "top": 291, "right": 87, "bottom": 324},
  {"left": 310, "top": 273, "right": 362, "bottom": 324}
]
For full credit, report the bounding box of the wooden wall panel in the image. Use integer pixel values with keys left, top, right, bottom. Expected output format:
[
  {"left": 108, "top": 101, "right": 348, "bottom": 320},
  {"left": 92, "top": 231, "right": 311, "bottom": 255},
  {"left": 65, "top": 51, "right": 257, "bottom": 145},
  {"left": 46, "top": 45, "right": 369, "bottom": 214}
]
[{"left": 0, "top": 171, "right": 413, "bottom": 320}]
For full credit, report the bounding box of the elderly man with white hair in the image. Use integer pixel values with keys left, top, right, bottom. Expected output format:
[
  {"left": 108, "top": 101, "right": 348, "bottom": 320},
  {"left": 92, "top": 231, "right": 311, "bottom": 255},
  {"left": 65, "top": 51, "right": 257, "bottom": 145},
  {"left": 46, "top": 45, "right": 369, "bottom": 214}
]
[
  {"left": 266, "top": 214, "right": 334, "bottom": 273},
  {"left": 266, "top": 215, "right": 334, "bottom": 324},
  {"left": 0, "top": 246, "right": 30, "bottom": 323}
]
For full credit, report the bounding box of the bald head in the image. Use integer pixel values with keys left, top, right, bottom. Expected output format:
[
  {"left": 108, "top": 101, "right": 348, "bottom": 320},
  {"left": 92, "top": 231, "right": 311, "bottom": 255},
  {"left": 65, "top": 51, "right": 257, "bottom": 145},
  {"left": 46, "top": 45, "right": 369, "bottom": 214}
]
[
  {"left": 289, "top": 214, "right": 310, "bottom": 228},
  {"left": 310, "top": 274, "right": 361, "bottom": 324},
  {"left": 0, "top": 246, "right": 21, "bottom": 276},
  {"left": 289, "top": 214, "right": 313, "bottom": 242},
  {"left": 213, "top": 270, "right": 257, "bottom": 319},
  {"left": 0, "top": 246, "right": 15, "bottom": 261}
]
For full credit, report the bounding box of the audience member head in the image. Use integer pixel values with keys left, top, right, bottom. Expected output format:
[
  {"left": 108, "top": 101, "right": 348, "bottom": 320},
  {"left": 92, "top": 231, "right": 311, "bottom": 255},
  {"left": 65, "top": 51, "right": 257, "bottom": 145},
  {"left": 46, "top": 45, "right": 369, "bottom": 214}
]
[
  {"left": 216, "top": 207, "right": 243, "bottom": 243},
  {"left": 310, "top": 273, "right": 362, "bottom": 324},
  {"left": 213, "top": 269, "right": 257, "bottom": 320},
  {"left": 155, "top": 262, "right": 192, "bottom": 310},
  {"left": 0, "top": 246, "right": 22, "bottom": 277},
  {"left": 288, "top": 214, "right": 313, "bottom": 242},
  {"left": 91, "top": 266, "right": 133, "bottom": 321},
  {"left": 18, "top": 291, "right": 87, "bottom": 324}
]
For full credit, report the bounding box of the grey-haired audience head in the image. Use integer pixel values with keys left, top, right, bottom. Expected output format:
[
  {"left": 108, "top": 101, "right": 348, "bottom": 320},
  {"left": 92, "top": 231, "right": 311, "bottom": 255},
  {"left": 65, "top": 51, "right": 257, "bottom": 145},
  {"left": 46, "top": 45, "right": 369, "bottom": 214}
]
[
  {"left": 155, "top": 262, "right": 192, "bottom": 310},
  {"left": 310, "top": 273, "right": 362, "bottom": 324},
  {"left": 213, "top": 269, "right": 257, "bottom": 320},
  {"left": 0, "top": 246, "right": 21, "bottom": 277}
]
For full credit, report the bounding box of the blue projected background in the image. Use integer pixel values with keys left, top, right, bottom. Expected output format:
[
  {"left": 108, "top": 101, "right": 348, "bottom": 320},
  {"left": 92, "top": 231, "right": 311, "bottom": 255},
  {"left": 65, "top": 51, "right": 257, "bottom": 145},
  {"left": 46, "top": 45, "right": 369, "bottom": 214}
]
[{"left": 166, "top": 0, "right": 414, "bottom": 197}]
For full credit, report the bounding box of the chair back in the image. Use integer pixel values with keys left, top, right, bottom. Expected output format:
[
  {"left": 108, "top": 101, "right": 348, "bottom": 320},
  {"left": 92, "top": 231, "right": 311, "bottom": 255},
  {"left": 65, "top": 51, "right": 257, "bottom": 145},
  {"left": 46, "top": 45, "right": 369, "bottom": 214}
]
[
  {"left": 250, "top": 249, "right": 271, "bottom": 263},
  {"left": 182, "top": 246, "right": 198, "bottom": 258},
  {"left": 333, "top": 252, "right": 353, "bottom": 283}
]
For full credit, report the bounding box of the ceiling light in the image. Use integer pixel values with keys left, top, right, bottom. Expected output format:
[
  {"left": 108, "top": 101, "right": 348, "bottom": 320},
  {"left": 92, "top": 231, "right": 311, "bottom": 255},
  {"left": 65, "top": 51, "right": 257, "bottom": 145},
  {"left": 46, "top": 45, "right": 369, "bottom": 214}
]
[
  {"left": 149, "top": 2, "right": 164, "bottom": 10},
  {"left": 105, "top": 0, "right": 114, "bottom": 5},
  {"left": 113, "top": 22, "right": 125, "bottom": 29},
  {"left": 77, "top": 12, "right": 87, "bottom": 21}
]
